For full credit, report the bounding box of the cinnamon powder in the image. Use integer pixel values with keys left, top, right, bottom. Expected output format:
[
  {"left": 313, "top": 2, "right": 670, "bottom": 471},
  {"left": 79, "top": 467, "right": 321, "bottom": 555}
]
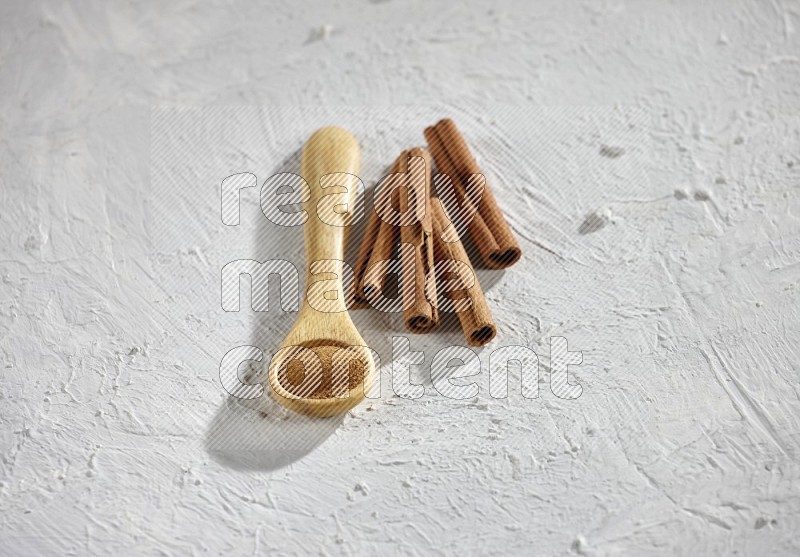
[{"left": 278, "top": 344, "right": 366, "bottom": 399}]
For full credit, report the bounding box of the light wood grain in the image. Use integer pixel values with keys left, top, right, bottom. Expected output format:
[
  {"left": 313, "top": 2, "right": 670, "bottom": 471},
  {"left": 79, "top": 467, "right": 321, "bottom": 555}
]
[{"left": 267, "top": 127, "right": 376, "bottom": 417}]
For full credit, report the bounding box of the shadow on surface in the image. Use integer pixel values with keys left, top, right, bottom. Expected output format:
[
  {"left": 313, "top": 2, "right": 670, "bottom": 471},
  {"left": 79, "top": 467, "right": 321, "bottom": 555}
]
[
  {"left": 204, "top": 148, "right": 342, "bottom": 471},
  {"left": 204, "top": 394, "right": 343, "bottom": 471}
]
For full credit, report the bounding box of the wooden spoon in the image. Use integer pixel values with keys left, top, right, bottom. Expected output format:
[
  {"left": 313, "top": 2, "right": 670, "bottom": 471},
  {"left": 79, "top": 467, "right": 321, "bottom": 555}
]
[{"left": 267, "top": 127, "right": 376, "bottom": 417}]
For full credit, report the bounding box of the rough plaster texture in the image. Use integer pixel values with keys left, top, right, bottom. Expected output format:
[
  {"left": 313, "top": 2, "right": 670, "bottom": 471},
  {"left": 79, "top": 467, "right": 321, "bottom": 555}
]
[{"left": 2, "top": 0, "right": 800, "bottom": 555}]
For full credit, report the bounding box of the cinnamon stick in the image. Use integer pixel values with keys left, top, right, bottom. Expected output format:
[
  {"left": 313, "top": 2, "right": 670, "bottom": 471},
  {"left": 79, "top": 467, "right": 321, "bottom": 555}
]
[
  {"left": 430, "top": 197, "right": 496, "bottom": 347},
  {"left": 398, "top": 148, "right": 439, "bottom": 333},
  {"left": 351, "top": 187, "right": 384, "bottom": 307},
  {"left": 351, "top": 191, "right": 383, "bottom": 307},
  {"left": 425, "top": 119, "right": 521, "bottom": 269},
  {"left": 424, "top": 126, "right": 498, "bottom": 254},
  {"left": 360, "top": 157, "right": 402, "bottom": 302}
]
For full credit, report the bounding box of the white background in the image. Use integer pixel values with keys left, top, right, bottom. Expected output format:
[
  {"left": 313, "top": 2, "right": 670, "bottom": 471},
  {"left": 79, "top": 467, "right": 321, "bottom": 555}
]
[{"left": 1, "top": 1, "right": 799, "bottom": 555}]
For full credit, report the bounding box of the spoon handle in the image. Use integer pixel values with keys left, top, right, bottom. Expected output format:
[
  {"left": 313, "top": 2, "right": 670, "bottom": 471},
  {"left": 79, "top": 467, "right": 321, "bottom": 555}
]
[{"left": 300, "top": 127, "right": 361, "bottom": 314}]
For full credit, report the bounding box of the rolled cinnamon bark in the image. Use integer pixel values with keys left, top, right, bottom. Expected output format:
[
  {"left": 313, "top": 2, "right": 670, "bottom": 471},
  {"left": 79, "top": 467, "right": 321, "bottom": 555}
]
[
  {"left": 360, "top": 157, "right": 402, "bottom": 301},
  {"left": 351, "top": 193, "right": 383, "bottom": 308},
  {"left": 353, "top": 155, "right": 405, "bottom": 308},
  {"left": 398, "top": 148, "right": 439, "bottom": 333},
  {"left": 424, "top": 126, "right": 498, "bottom": 254},
  {"left": 430, "top": 197, "right": 496, "bottom": 347},
  {"left": 425, "top": 119, "right": 522, "bottom": 269}
]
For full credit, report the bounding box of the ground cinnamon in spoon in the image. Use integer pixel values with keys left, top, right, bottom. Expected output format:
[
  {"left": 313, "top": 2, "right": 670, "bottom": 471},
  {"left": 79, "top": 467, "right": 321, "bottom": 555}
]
[{"left": 278, "top": 344, "right": 366, "bottom": 399}]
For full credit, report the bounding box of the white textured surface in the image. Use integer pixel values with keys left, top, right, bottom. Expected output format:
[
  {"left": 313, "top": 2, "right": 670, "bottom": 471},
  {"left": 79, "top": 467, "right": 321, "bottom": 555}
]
[{"left": 2, "top": 1, "right": 800, "bottom": 555}]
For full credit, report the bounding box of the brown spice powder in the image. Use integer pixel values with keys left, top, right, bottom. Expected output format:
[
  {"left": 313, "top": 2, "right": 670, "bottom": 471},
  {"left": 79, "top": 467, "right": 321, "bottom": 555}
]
[{"left": 278, "top": 344, "right": 366, "bottom": 399}]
